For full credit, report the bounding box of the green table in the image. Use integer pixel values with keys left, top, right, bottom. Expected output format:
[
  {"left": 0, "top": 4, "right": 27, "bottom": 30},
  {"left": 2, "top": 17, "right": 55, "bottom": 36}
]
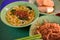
[{"left": 0, "top": 19, "right": 29, "bottom": 40}]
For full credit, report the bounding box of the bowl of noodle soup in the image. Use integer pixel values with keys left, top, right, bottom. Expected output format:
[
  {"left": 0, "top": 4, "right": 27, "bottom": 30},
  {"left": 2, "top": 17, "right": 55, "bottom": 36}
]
[
  {"left": 30, "top": 16, "right": 60, "bottom": 40},
  {"left": 0, "top": 1, "right": 39, "bottom": 27}
]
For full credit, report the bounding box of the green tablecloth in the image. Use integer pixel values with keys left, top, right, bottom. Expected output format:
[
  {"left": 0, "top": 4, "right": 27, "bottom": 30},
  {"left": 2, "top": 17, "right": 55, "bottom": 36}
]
[{"left": 0, "top": 19, "right": 29, "bottom": 40}]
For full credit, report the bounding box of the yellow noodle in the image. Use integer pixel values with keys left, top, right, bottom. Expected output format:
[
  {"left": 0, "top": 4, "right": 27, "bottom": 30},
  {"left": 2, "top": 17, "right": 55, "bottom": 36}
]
[{"left": 6, "top": 6, "right": 35, "bottom": 26}]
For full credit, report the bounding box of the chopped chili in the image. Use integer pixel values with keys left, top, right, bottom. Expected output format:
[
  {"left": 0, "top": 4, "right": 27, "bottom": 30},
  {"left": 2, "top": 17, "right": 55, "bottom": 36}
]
[{"left": 14, "top": 10, "right": 29, "bottom": 20}]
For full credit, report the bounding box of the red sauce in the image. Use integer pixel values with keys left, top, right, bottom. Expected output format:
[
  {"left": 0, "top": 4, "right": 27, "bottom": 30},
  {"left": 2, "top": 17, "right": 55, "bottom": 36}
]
[
  {"left": 14, "top": 10, "right": 29, "bottom": 20},
  {"left": 56, "top": 13, "right": 60, "bottom": 16}
]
